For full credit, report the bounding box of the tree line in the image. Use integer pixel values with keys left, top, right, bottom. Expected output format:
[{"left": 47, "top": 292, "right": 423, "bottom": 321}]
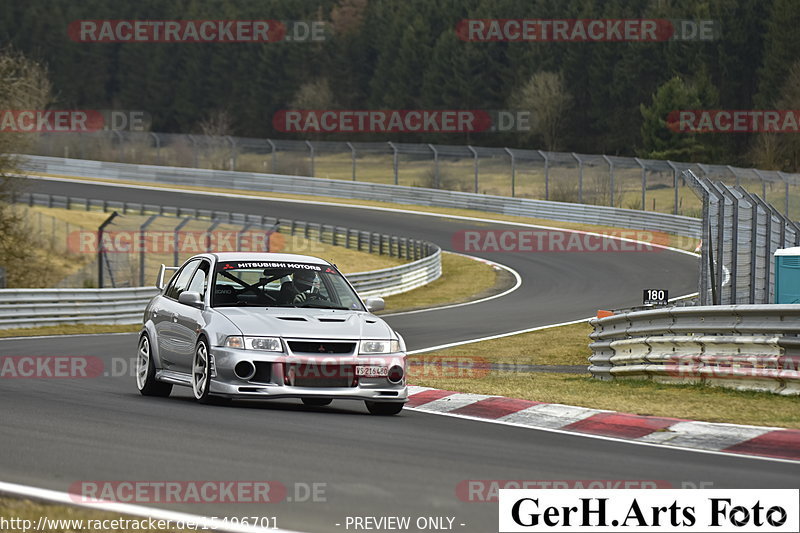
[{"left": 3, "top": 0, "right": 800, "bottom": 170}]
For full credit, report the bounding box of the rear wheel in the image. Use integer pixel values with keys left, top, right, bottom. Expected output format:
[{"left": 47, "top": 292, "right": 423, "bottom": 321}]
[
  {"left": 365, "top": 401, "right": 403, "bottom": 416},
  {"left": 302, "top": 398, "right": 332, "bottom": 407},
  {"left": 136, "top": 335, "right": 172, "bottom": 397}
]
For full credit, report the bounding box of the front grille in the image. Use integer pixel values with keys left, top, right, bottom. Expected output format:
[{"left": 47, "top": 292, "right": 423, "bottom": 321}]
[
  {"left": 288, "top": 341, "right": 356, "bottom": 354},
  {"left": 285, "top": 363, "right": 355, "bottom": 388}
]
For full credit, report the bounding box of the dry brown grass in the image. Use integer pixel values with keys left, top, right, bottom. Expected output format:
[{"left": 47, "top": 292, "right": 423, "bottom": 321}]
[
  {"left": 412, "top": 321, "right": 592, "bottom": 365},
  {"left": 382, "top": 252, "right": 497, "bottom": 312}
]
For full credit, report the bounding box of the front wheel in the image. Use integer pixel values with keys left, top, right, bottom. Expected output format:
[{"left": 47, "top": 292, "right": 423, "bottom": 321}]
[
  {"left": 136, "top": 335, "right": 172, "bottom": 397},
  {"left": 365, "top": 401, "right": 403, "bottom": 416},
  {"left": 192, "top": 339, "right": 212, "bottom": 403}
]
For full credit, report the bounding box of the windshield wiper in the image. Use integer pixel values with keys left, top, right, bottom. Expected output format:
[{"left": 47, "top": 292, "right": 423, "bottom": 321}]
[{"left": 298, "top": 303, "right": 351, "bottom": 310}]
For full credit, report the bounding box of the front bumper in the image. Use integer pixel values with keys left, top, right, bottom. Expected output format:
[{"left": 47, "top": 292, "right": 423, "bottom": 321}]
[{"left": 207, "top": 346, "right": 408, "bottom": 402}]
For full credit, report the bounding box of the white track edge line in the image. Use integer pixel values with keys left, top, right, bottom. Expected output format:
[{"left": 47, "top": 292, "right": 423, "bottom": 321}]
[
  {"left": 404, "top": 406, "right": 800, "bottom": 465},
  {"left": 0, "top": 480, "right": 306, "bottom": 533},
  {"left": 382, "top": 252, "right": 522, "bottom": 317}
]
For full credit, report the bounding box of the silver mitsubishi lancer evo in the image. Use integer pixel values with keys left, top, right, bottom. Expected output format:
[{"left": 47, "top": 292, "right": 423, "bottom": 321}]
[{"left": 135, "top": 253, "right": 407, "bottom": 415}]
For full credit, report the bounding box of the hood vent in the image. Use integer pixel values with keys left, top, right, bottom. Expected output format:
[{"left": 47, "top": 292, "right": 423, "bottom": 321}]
[
  {"left": 318, "top": 318, "right": 346, "bottom": 323},
  {"left": 277, "top": 316, "right": 308, "bottom": 322}
]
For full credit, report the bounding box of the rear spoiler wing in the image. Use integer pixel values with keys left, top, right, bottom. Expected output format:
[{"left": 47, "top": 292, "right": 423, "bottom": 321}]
[{"left": 156, "top": 264, "right": 180, "bottom": 290}]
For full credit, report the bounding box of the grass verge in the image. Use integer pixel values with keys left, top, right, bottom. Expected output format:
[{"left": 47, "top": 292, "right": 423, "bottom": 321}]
[
  {"left": 410, "top": 321, "right": 800, "bottom": 429},
  {"left": 381, "top": 252, "right": 498, "bottom": 313},
  {"left": 410, "top": 321, "right": 591, "bottom": 364},
  {"left": 0, "top": 496, "right": 189, "bottom": 532}
]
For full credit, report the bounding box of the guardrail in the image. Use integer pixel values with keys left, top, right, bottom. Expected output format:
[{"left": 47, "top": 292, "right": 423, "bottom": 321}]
[
  {"left": 589, "top": 305, "right": 800, "bottom": 395},
  {"left": 348, "top": 248, "right": 441, "bottom": 298},
  {"left": 0, "top": 251, "right": 440, "bottom": 329},
  {"left": 20, "top": 155, "right": 703, "bottom": 238},
  {"left": 0, "top": 287, "right": 159, "bottom": 328}
]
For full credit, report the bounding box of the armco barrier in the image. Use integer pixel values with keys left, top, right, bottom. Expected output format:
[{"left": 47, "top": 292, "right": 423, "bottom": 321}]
[
  {"left": 19, "top": 155, "right": 702, "bottom": 238},
  {"left": 589, "top": 305, "right": 800, "bottom": 395},
  {"left": 0, "top": 287, "right": 159, "bottom": 328},
  {"left": 0, "top": 249, "right": 440, "bottom": 330}
]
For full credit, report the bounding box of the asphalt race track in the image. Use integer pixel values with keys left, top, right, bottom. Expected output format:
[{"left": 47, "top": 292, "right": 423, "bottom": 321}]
[{"left": 4, "top": 177, "right": 797, "bottom": 533}]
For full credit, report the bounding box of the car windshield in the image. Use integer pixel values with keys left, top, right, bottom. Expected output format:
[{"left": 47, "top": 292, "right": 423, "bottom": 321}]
[{"left": 212, "top": 260, "right": 364, "bottom": 311}]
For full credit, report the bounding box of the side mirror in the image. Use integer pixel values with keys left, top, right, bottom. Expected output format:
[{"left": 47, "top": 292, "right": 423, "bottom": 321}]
[
  {"left": 178, "top": 291, "right": 204, "bottom": 309},
  {"left": 364, "top": 297, "right": 385, "bottom": 313}
]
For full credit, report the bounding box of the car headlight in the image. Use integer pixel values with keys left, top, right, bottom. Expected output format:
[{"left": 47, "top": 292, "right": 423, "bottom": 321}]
[
  {"left": 360, "top": 339, "right": 401, "bottom": 354},
  {"left": 224, "top": 336, "right": 283, "bottom": 352}
]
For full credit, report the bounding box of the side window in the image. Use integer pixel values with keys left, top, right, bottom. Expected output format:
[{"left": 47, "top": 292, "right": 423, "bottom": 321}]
[
  {"left": 165, "top": 260, "right": 200, "bottom": 300},
  {"left": 187, "top": 261, "right": 210, "bottom": 298}
]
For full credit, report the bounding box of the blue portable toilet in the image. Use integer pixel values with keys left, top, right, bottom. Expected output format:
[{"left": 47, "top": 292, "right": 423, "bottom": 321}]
[{"left": 775, "top": 247, "right": 800, "bottom": 303}]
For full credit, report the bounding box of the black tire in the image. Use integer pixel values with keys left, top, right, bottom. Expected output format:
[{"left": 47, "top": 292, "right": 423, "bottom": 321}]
[
  {"left": 302, "top": 398, "right": 333, "bottom": 407},
  {"left": 136, "top": 334, "right": 172, "bottom": 397},
  {"left": 365, "top": 401, "right": 403, "bottom": 416},
  {"left": 192, "top": 338, "right": 213, "bottom": 404}
]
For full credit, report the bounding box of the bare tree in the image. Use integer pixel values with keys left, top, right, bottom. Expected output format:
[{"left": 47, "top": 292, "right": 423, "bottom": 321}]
[
  {"left": 0, "top": 47, "right": 53, "bottom": 286},
  {"left": 291, "top": 79, "right": 335, "bottom": 109},
  {"left": 198, "top": 109, "right": 234, "bottom": 138},
  {"left": 510, "top": 71, "right": 572, "bottom": 152},
  {"left": 751, "top": 60, "right": 800, "bottom": 171},
  {"left": 197, "top": 109, "right": 234, "bottom": 169},
  {"left": 0, "top": 47, "right": 52, "bottom": 175}
]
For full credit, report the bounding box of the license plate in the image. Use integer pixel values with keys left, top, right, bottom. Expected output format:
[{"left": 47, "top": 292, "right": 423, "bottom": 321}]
[{"left": 355, "top": 365, "right": 389, "bottom": 377}]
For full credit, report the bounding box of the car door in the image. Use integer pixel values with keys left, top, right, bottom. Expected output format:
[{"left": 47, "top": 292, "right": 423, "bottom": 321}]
[
  {"left": 170, "top": 260, "right": 211, "bottom": 374},
  {"left": 156, "top": 259, "right": 200, "bottom": 371}
]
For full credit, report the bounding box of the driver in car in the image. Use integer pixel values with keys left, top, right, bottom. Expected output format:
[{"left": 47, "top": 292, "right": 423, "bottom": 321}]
[{"left": 279, "top": 270, "right": 319, "bottom": 305}]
